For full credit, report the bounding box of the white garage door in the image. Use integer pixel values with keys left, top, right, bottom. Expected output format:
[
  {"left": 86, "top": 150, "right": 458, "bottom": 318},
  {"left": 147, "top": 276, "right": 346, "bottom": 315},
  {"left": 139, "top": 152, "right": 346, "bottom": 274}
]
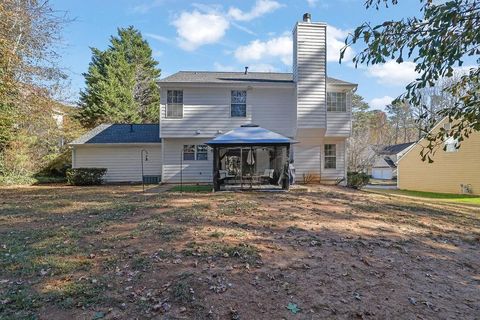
[
  {"left": 372, "top": 168, "right": 393, "bottom": 180},
  {"left": 73, "top": 145, "right": 162, "bottom": 182}
]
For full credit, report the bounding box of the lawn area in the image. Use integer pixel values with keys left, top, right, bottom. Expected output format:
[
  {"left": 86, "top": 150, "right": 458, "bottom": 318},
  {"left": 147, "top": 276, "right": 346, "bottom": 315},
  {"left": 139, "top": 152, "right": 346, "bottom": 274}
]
[
  {"left": 370, "top": 189, "right": 480, "bottom": 205},
  {"left": 169, "top": 184, "right": 213, "bottom": 192},
  {"left": 0, "top": 185, "right": 479, "bottom": 319}
]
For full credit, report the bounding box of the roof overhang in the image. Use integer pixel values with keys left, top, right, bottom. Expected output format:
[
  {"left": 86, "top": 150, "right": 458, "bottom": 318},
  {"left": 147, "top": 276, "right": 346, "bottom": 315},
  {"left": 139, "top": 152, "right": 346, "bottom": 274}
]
[
  {"left": 206, "top": 125, "right": 297, "bottom": 147},
  {"left": 69, "top": 142, "right": 161, "bottom": 147},
  {"left": 158, "top": 82, "right": 295, "bottom": 89}
]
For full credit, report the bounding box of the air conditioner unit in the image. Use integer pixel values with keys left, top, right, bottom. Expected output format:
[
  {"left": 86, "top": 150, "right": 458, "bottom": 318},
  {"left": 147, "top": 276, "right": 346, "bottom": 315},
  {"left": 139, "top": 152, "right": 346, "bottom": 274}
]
[{"left": 461, "top": 184, "right": 472, "bottom": 194}]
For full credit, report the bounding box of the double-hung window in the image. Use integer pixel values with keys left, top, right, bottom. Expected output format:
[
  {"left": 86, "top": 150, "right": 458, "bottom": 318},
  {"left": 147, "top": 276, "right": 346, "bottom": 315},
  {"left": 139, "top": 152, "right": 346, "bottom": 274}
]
[
  {"left": 183, "top": 145, "right": 195, "bottom": 160},
  {"left": 196, "top": 145, "right": 208, "bottom": 160},
  {"left": 324, "top": 144, "right": 337, "bottom": 169},
  {"left": 183, "top": 144, "right": 208, "bottom": 161},
  {"left": 166, "top": 90, "right": 183, "bottom": 118},
  {"left": 327, "top": 92, "right": 346, "bottom": 112},
  {"left": 443, "top": 124, "right": 458, "bottom": 152},
  {"left": 231, "top": 90, "right": 247, "bottom": 117},
  {"left": 443, "top": 123, "right": 458, "bottom": 152}
]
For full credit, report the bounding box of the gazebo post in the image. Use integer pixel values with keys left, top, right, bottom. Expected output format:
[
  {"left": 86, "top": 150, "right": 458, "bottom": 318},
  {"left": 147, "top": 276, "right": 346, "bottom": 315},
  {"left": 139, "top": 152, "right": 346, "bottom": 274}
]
[
  {"left": 213, "top": 146, "right": 220, "bottom": 192},
  {"left": 283, "top": 144, "right": 290, "bottom": 190}
]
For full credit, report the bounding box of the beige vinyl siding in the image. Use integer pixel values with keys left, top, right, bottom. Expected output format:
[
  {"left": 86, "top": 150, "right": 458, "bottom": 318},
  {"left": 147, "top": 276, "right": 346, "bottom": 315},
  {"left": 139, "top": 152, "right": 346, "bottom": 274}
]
[
  {"left": 162, "top": 138, "right": 212, "bottom": 183},
  {"left": 160, "top": 87, "right": 296, "bottom": 137},
  {"left": 326, "top": 90, "right": 352, "bottom": 137},
  {"left": 293, "top": 23, "right": 327, "bottom": 129},
  {"left": 398, "top": 122, "right": 480, "bottom": 194},
  {"left": 73, "top": 145, "right": 162, "bottom": 182}
]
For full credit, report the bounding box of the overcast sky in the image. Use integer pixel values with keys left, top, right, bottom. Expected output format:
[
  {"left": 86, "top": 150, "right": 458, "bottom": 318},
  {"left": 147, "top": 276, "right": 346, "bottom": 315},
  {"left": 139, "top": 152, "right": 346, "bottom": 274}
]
[{"left": 53, "top": 0, "right": 424, "bottom": 110}]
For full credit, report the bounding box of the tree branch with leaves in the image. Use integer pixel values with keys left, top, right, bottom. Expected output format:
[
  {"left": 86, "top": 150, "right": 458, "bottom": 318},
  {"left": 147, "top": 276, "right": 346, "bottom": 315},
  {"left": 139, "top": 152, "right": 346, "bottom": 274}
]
[{"left": 341, "top": 0, "right": 480, "bottom": 162}]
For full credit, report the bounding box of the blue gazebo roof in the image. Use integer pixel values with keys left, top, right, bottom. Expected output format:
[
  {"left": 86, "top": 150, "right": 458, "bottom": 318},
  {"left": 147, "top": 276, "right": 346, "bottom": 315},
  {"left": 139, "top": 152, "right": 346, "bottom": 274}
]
[{"left": 206, "top": 125, "right": 296, "bottom": 146}]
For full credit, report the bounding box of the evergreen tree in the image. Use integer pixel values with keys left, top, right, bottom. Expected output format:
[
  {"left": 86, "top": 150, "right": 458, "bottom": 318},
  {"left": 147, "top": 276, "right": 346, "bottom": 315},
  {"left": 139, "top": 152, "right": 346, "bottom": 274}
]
[{"left": 78, "top": 26, "right": 161, "bottom": 127}]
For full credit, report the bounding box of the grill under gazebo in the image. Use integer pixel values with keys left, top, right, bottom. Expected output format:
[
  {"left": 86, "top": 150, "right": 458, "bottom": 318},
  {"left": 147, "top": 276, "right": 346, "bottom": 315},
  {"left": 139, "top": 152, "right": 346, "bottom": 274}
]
[{"left": 206, "top": 125, "right": 296, "bottom": 191}]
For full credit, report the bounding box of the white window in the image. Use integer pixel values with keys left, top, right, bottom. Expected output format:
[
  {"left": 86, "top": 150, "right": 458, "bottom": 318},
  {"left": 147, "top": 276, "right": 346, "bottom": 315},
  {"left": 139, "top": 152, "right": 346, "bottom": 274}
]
[
  {"left": 444, "top": 136, "right": 458, "bottom": 152},
  {"left": 324, "top": 144, "right": 336, "bottom": 169},
  {"left": 167, "top": 90, "right": 183, "bottom": 118},
  {"left": 231, "top": 90, "right": 247, "bottom": 117},
  {"left": 183, "top": 144, "right": 208, "bottom": 161},
  {"left": 183, "top": 145, "right": 195, "bottom": 160},
  {"left": 196, "top": 145, "right": 208, "bottom": 160},
  {"left": 443, "top": 123, "right": 458, "bottom": 152},
  {"left": 327, "top": 92, "right": 347, "bottom": 112}
]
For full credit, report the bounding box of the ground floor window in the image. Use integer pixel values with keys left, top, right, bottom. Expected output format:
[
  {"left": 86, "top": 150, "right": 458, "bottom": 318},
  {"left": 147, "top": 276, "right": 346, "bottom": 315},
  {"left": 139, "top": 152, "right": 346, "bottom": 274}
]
[
  {"left": 324, "top": 144, "right": 337, "bottom": 169},
  {"left": 196, "top": 145, "right": 208, "bottom": 160},
  {"left": 183, "top": 144, "right": 208, "bottom": 161},
  {"left": 183, "top": 145, "right": 195, "bottom": 160}
]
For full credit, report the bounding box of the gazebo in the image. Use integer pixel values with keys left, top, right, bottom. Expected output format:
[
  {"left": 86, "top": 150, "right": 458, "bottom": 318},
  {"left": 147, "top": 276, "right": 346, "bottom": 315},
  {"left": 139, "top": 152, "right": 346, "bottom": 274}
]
[{"left": 206, "top": 124, "right": 297, "bottom": 191}]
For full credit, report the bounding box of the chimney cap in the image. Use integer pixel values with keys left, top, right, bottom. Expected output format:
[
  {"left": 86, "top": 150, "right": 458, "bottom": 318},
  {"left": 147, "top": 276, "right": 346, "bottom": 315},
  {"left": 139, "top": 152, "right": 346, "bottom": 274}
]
[{"left": 303, "top": 13, "right": 311, "bottom": 23}]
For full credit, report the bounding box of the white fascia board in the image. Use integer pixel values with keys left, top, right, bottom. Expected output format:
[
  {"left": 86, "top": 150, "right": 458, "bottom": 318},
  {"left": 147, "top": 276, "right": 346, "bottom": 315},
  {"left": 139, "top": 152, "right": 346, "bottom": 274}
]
[{"left": 158, "top": 82, "right": 295, "bottom": 89}]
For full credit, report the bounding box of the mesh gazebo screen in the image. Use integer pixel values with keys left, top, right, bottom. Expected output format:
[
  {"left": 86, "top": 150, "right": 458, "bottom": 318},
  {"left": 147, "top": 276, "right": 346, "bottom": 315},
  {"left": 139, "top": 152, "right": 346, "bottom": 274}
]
[{"left": 206, "top": 125, "right": 296, "bottom": 191}]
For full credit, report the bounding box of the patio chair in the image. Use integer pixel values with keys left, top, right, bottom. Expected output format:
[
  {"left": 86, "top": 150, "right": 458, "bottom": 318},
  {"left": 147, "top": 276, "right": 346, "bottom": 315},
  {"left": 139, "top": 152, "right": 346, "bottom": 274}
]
[
  {"left": 219, "top": 170, "right": 236, "bottom": 184},
  {"left": 260, "top": 169, "right": 275, "bottom": 184}
]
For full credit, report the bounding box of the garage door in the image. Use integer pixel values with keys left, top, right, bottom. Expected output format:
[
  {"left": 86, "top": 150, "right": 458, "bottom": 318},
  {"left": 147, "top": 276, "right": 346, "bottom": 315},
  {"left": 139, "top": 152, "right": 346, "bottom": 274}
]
[
  {"left": 73, "top": 145, "right": 162, "bottom": 182},
  {"left": 372, "top": 168, "right": 393, "bottom": 180}
]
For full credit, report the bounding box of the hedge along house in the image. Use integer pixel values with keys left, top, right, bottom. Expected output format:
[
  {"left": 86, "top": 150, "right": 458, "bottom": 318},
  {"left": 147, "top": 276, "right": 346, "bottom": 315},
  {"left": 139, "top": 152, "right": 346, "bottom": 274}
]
[
  {"left": 206, "top": 124, "right": 297, "bottom": 191},
  {"left": 70, "top": 124, "right": 162, "bottom": 183},
  {"left": 71, "top": 13, "right": 357, "bottom": 187}
]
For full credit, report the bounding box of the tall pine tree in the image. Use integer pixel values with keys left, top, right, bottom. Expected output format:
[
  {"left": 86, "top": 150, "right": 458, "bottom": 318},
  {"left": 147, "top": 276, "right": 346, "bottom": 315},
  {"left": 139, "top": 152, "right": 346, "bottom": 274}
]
[{"left": 78, "top": 26, "right": 161, "bottom": 127}]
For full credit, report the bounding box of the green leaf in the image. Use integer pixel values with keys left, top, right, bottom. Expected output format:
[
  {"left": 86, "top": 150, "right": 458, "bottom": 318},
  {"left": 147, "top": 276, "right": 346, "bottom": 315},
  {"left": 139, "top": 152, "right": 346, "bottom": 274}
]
[
  {"left": 287, "top": 302, "right": 301, "bottom": 314},
  {"left": 93, "top": 312, "right": 105, "bottom": 320}
]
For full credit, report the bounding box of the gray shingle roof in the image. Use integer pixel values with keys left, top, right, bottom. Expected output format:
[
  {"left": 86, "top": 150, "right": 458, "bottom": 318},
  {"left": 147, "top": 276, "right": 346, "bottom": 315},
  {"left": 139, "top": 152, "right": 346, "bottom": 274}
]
[
  {"left": 379, "top": 142, "right": 416, "bottom": 155},
  {"left": 383, "top": 157, "right": 397, "bottom": 168},
  {"left": 159, "top": 71, "right": 356, "bottom": 86},
  {"left": 70, "top": 124, "right": 161, "bottom": 145}
]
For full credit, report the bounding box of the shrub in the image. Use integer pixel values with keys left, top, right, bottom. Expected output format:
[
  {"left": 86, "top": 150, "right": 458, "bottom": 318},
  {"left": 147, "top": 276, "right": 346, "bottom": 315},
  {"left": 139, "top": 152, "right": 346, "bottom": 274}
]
[
  {"left": 66, "top": 168, "right": 107, "bottom": 186},
  {"left": 302, "top": 172, "right": 320, "bottom": 184},
  {"left": 36, "top": 151, "right": 72, "bottom": 178},
  {"left": 347, "top": 172, "right": 370, "bottom": 189}
]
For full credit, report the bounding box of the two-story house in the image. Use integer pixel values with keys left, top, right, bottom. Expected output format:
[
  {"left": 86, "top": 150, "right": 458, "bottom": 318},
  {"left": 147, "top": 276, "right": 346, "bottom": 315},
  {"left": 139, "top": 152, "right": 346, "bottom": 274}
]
[{"left": 70, "top": 13, "right": 357, "bottom": 188}]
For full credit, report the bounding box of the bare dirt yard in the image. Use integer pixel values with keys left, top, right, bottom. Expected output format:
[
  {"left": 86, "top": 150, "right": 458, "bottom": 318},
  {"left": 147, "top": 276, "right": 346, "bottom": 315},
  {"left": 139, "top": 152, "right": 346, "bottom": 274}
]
[{"left": 0, "top": 185, "right": 479, "bottom": 319}]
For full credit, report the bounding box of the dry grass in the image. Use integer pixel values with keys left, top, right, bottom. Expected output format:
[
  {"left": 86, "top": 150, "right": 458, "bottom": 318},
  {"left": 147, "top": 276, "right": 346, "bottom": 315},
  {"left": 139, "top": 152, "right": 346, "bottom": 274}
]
[{"left": 0, "top": 184, "right": 479, "bottom": 319}]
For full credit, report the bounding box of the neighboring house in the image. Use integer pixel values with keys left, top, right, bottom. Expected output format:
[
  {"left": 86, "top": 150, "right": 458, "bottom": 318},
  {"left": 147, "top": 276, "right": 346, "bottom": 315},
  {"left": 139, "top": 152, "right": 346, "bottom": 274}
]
[
  {"left": 371, "top": 142, "right": 415, "bottom": 180},
  {"left": 398, "top": 118, "right": 480, "bottom": 195},
  {"left": 70, "top": 13, "right": 357, "bottom": 186}
]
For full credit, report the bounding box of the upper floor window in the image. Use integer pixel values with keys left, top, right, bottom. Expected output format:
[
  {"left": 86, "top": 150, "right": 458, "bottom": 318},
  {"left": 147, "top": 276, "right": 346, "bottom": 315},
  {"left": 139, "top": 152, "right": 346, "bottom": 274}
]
[
  {"left": 324, "top": 144, "right": 337, "bottom": 169},
  {"left": 167, "top": 90, "right": 183, "bottom": 118},
  {"left": 444, "top": 137, "right": 458, "bottom": 152},
  {"left": 443, "top": 123, "right": 458, "bottom": 152},
  {"left": 231, "top": 90, "right": 247, "bottom": 117},
  {"left": 327, "top": 92, "right": 346, "bottom": 112}
]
